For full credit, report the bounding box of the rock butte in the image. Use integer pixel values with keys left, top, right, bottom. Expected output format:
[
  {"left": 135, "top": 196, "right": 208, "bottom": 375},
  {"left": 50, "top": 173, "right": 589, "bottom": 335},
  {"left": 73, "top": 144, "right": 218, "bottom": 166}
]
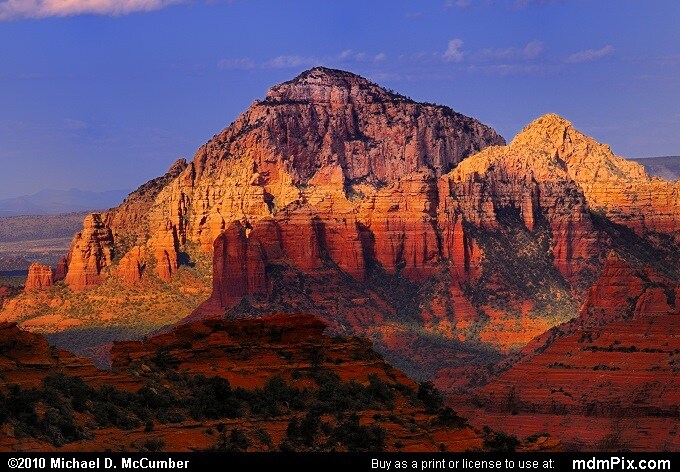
[
  {"left": 24, "top": 263, "right": 54, "bottom": 291},
  {"left": 53, "top": 90, "right": 677, "bottom": 307},
  {"left": 58, "top": 67, "right": 504, "bottom": 293},
  {"left": 63, "top": 213, "right": 114, "bottom": 291}
]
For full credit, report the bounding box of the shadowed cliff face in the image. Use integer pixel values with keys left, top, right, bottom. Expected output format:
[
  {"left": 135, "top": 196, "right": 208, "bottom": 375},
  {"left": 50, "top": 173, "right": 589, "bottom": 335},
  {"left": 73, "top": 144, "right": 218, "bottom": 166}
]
[{"left": 195, "top": 113, "right": 678, "bottom": 349}]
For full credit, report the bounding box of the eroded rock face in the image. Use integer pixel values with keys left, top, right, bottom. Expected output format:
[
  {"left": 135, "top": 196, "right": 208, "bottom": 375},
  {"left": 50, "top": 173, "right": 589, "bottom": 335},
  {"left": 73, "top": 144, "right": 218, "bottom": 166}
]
[
  {"left": 116, "top": 246, "right": 147, "bottom": 284},
  {"left": 579, "top": 252, "right": 677, "bottom": 320},
  {"left": 103, "top": 66, "right": 505, "bottom": 263},
  {"left": 437, "top": 114, "right": 680, "bottom": 285},
  {"left": 203, "top": 214, "right": 338, "bottom": 313},
  {"left": 147, "top": 222, "right": 180, "bottom": 281},
  {"left": 261, "top": 68, "right": 504, "bottom": 183},
  {"left": 466, "top": 254, "right": 679, "bottom": 451},
  {"left": 0, "top": 322, "right": 96, "bottom": 388},
  {"left": 24, "top": 263, "right": 54, "bottom": 291},
  {"left": 361, "top": 172, "right": 441, "bottom": 280},
  {"left": 54, "top": 256, "right": 68, "bottom": 282},
  {"left": 512, "top": 114, "right": 680, "bottom": 235},
  {"left": 196, "top": 111, "right": 678, "bottom": 365},
  {"left": 438, "top": 116, "right": 605, "bottom": 285},
  {"left": 103, "top": 158, "right": 188, "bottom": 246},
  {"left": 64, "top": 213, "right": 114, "bottom": 291}
]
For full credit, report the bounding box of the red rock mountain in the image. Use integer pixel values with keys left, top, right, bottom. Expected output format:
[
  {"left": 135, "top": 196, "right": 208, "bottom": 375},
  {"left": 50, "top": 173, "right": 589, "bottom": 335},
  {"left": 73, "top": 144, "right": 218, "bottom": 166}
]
[
  {"left": 194, "top": 112, "right": 678, "bottom": 362},
  {"left": 0, "top": 67, "right": 678, "bottom": 452},
  {"left": 86, "top": 66, "right": 504, "bottom": 291},
  {"left": 1, "top": 68, "right": 678, "bottom": 411}
]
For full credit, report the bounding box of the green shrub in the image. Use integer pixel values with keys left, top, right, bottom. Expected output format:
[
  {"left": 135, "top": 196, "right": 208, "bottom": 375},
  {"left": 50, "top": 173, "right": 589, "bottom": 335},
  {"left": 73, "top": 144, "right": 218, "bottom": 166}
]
[
  {"left": 186, "top": 376, "right": 242, "bottom": 420},
  {"left": 216, "top": 428, "right": 250, "bottom": 452},
  {"left": 417, "top": 381, "right": 443, "bottom": 413},
  {"left": 142, "top": 438, "right": 165, "bottom": 452},
  {"left": 435, "top": 407, "right": 468, "bottom": 427},
  {"left": 482, "top": 426, "right": 520, "bottom": 452},
  {"left": 330, "top": 413, "right": 385, "bottom": 452}
]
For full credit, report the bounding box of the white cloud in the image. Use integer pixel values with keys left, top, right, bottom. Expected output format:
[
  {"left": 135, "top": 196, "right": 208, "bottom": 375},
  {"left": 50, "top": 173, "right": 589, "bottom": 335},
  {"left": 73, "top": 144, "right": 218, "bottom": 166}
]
[
  {"left": 444, "top": 0, "right": 471, "bottom": 9},
  {"left": 0, "top": 0, "right": 184, "bottom": 20},
  {"left": 336, "top": 50, "right": 374, "bottom": 62},
  {"left": 217, "top": 58, "right": 256, "bottom": 70},
  {"left": 467, "top": 63, "right": 547, "bottom": 76},
  {"left": 219, "top": 50, "right": 389, "bottom": 71},
  {"left": 263, "top": 55, "right": 320, "bottom": 69},
  {"left": 62, "top": 118, "right": 87, "bottom": 130},
  {"left": 566, "top": 45, "right": 614, "bottom": 63},
  {"left": 513, "top": 0, "right": 562, "bottom": 8},
  {"left": 475, "top": 40, "right": 544, "bottom": 61},
  {"left": 444, "top": 38, "right": 464, "bottom": 62},
  {"left": 521, "top": 40, "right": 545, "bottom": 58},
  {"left": 446, "top": 0, "right": 563, "bottom": 11}
]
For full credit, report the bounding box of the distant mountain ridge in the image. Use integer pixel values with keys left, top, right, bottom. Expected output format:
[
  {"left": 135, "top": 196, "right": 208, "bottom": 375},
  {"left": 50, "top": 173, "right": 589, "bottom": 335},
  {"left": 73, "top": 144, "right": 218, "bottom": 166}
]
[
  {"left": 0, "top": 188, "right": 131, "bottom": 216},
  {"left": 0, "top": 212, "right": 91, "bottom": 272},
  {"left": 0, "top": 212, "right": 89, "bottom": 242},
  {"left": 632, "top": 156, "right": 680, "bottom": 181}
]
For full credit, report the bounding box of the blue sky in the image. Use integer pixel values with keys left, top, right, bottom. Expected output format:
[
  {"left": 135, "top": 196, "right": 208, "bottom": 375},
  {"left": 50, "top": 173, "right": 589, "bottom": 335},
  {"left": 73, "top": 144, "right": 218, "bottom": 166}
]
[{"left": 0, "top": 0, "right": 678, "bottom": 199}]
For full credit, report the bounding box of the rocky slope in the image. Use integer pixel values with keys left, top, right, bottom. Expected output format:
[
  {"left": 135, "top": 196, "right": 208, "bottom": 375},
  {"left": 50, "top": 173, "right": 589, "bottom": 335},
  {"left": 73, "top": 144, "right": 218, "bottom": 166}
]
[
  {"left": 0, "top": 315, "right": 556, "bottom": 452},
  {"left": 455, "top": 253, "right": 679, "bottom": 451},
  {"left": 0, "top": 322, "right": 99, "bottom": 388},
  {"left": 0, "top": 286, "right": 19, "bottom": 308}
]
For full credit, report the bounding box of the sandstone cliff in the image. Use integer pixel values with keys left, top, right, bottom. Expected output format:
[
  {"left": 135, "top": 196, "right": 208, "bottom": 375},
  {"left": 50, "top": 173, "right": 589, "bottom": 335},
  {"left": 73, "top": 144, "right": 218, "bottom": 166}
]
[
  {"left": 24, "top": 263, "right": 54, "bottom": 291},
  {"left": 66, "top": 66, "right": 504, "bottom": 288},
  {"left": 63, "top": 213, "right": 114, "bottom": 291},
  {"left": 511, "top": 115, "right": 680, "bottom": 236},
  {"left": 0, "top": 322, "right": 98, "bottom": 388}
]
